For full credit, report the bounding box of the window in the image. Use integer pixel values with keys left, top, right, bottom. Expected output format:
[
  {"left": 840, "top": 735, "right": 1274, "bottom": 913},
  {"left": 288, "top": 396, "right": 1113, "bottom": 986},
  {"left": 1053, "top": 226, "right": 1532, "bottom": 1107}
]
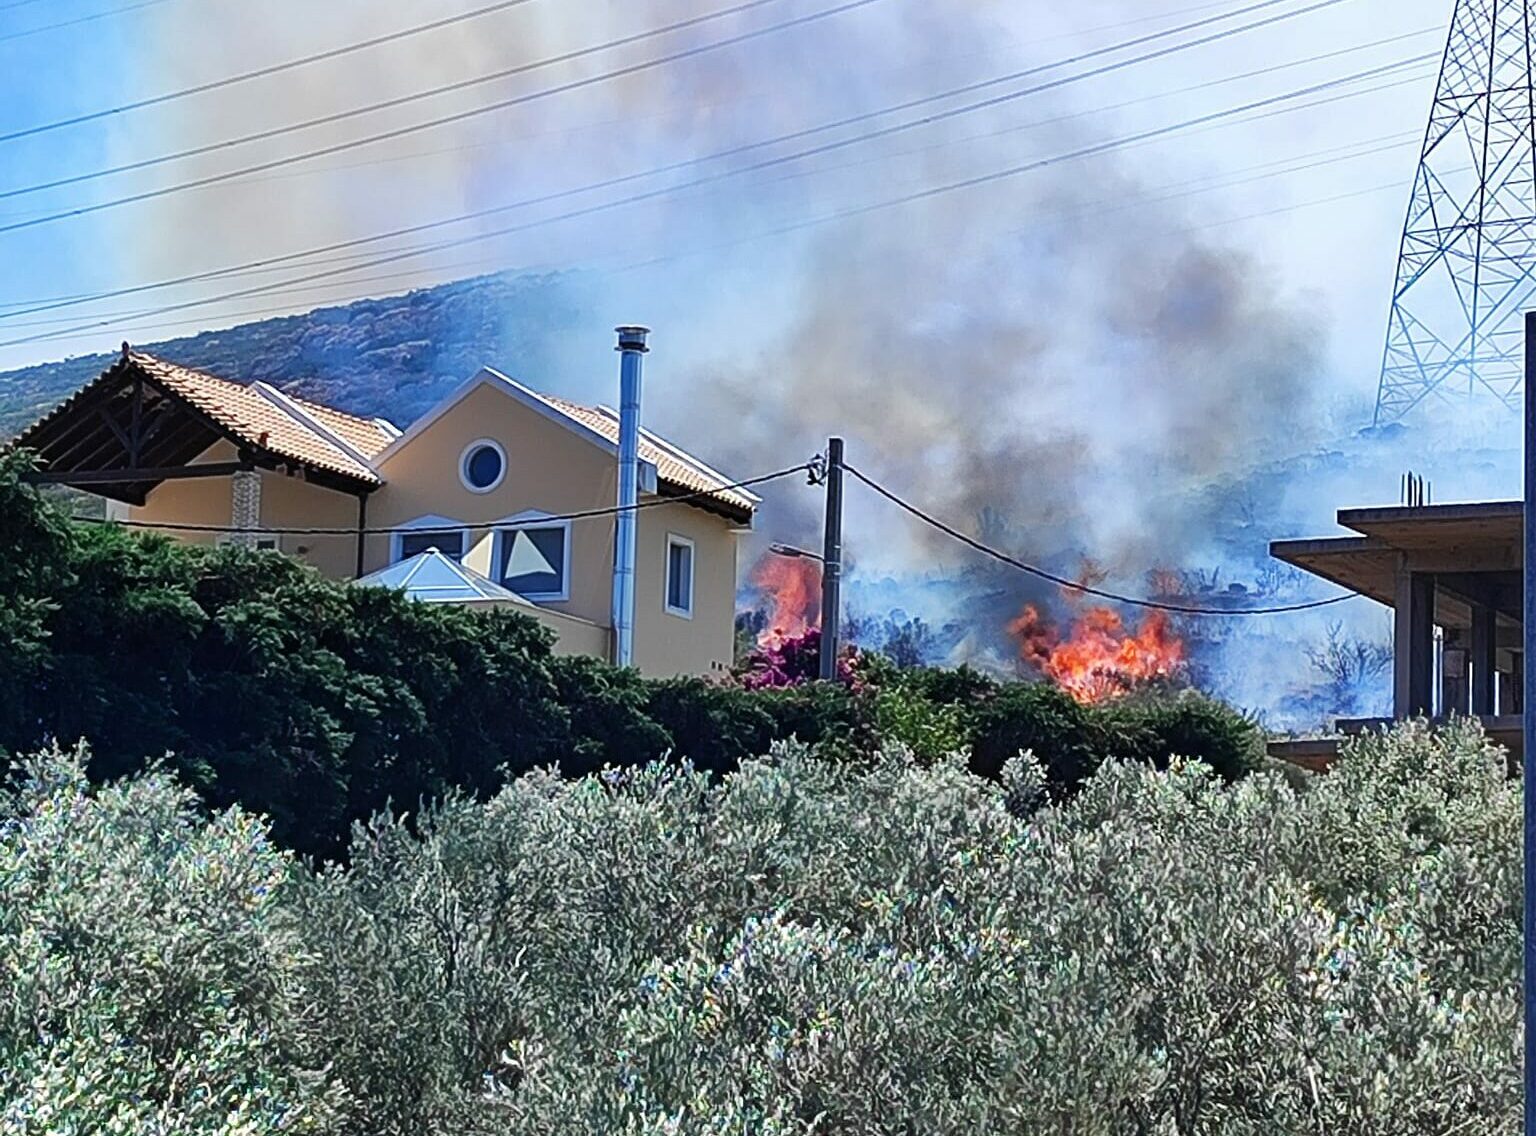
[
  {"left": 460, "top": 438, "right": 506, "bottom": 493},
  {"left": 494, "top": 521, "right": 570, "bottom": 601},
  {"left": 665, "top": 534, "right": 694, "bottom": 618},
  {"left": 397, "top": 529, "right": 465, "bottom": 562},
  {"left": 391, "top": 516, "right": 468, "bottom": 563}
]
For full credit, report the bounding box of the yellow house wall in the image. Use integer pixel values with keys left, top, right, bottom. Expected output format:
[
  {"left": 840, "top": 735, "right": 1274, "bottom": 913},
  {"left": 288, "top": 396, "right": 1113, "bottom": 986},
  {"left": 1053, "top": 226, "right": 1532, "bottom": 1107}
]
[
  {"left": 126, "top": 439, "right": 360, "bottom": 576},
  {"left": 121, "top": 380, "right": 747, "bottom": 677},
  {"left": 632, "top": 502, "right": 743, "bottom": 678},
  {"left": 366, "top": 381, "right": 620, "bottom": 629},
  {"left": 124, "top": 441, "right": 235, "bottom": 549}
]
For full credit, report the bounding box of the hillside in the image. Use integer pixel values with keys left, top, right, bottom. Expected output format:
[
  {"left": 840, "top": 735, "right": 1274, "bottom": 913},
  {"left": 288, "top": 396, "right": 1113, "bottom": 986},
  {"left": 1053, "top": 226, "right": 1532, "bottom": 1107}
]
[{"left": 0, "top": 271, "right": 593, "bottom": 436}]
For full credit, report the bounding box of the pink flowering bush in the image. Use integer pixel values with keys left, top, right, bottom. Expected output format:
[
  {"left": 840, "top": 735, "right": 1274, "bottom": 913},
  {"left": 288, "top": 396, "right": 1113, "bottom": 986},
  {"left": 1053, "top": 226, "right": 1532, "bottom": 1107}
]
[{"left": 735, "top": 628, "right": 857, "bottom": 690}]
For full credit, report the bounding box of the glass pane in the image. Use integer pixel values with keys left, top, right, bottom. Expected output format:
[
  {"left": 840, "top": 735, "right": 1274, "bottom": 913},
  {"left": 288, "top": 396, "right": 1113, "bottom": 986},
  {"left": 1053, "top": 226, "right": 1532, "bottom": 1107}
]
[
  {"left": 501, "top": 526, "right": 566, "bottom": 596},
  {"left": 464, "top": 444, "right": 503, "bottom": 489},
  {"left": 399, "top": 530, "right": 464, "bottom": 561},
  {"left": 668, "top": 541, "right": 692, "bottom": 611}
]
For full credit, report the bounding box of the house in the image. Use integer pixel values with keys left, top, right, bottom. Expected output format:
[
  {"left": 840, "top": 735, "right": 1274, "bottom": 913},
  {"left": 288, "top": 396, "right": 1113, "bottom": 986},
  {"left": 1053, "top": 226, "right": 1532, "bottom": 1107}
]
[
  {"left": 10, "top": 331, "right": 758, "bottom": 677},
  {"left": 1269, "top": 497, "right": 1523, "bottom": 764}
]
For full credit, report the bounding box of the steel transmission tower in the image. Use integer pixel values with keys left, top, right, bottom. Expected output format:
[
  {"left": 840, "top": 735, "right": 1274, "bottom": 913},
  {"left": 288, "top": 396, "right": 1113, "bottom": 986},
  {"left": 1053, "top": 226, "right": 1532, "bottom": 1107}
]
[{"left": 1373, "top": 0, "right": 1536, "bottom": 424}]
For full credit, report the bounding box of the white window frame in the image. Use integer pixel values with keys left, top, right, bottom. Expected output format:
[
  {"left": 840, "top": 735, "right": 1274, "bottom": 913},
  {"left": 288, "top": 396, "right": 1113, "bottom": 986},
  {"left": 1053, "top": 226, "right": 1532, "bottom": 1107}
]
[
  {"left": 391, "top": 514, "right": 468, "bottom": 563},
  {"left": 459, "top": 437, "right": 507, "bottom": 494},
  {"left": 664, "top": 532, "right": 695, "bottom": 619},
  {"left": 490, "top": 510, "right": 572, "bottom": 603}
]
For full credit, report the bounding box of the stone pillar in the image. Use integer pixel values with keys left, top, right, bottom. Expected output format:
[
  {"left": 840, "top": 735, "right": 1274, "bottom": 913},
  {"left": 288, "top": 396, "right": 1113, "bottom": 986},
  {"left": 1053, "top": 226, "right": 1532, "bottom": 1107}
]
[{"left": 229, "top": 469, "right": 261, "bottom": 548}]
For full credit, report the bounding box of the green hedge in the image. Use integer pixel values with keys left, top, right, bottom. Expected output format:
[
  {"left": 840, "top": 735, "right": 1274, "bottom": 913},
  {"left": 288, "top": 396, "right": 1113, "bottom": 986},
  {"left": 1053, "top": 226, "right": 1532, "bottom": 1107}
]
[{"left": 0, "top": 450, "right": 1267, "bottom": 858}]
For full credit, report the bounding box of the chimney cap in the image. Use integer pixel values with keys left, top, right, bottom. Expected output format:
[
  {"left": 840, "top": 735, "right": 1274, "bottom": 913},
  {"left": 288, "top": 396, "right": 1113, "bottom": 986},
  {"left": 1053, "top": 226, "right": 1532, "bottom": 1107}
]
[{"left": 615, "top": 325, "right": 650, "bottom": 352}]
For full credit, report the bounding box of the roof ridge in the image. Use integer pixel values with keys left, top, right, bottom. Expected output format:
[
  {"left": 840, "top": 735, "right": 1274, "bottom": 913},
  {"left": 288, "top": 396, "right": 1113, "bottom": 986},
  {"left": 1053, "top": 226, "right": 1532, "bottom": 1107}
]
[
  {"left": 252, "top": 382, "right": 378, "bottom": 475},
  {"left": 284, "top": 386, "right": 400, "bottom": 434}
]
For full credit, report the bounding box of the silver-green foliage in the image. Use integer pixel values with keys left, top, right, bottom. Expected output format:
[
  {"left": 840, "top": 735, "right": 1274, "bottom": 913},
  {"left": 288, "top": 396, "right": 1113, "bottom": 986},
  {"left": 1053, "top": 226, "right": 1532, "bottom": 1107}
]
[
  {"left": 2, "top": 721, "right": 1523, "bottom": 1134},
  {"left": 0, "top": 746, "right": 336, "bottom": 1135}
]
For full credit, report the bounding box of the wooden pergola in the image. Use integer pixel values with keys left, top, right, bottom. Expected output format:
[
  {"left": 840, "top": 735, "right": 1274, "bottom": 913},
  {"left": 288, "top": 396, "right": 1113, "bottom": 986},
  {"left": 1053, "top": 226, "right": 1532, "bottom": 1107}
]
[{"left": 12, "top": 348, "right": 377, "bottom": 506}]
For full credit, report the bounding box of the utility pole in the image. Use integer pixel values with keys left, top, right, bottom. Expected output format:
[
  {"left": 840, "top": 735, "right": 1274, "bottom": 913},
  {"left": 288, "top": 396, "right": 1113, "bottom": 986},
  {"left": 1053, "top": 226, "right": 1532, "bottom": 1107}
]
[
  {"left": 1523, "top": 310, "right": 1536, "bottom": 1133},
  {"left": 818, "top": 437, "right": 845, "bottom": 681}
]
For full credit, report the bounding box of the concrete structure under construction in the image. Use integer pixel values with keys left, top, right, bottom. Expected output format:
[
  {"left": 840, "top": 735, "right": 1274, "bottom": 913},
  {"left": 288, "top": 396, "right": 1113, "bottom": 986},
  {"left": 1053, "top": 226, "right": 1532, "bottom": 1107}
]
[{"left": 1271, "top": 499, "right": 1523, "bottom": 765}]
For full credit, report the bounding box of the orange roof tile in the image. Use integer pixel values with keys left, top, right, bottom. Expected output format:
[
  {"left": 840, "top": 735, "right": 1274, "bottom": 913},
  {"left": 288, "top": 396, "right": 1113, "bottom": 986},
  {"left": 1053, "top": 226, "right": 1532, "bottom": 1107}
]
[
  {"left": 128, "top": 352, "right": 392, "bottom": 485},
  {"left": 537, "top": 392, "right": 758, "bottom": 517}
]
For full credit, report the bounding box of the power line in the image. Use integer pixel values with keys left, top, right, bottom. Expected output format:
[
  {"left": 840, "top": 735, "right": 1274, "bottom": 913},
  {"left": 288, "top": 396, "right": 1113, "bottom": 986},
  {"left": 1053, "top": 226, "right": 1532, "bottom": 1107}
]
[
  {"left": 843, "top": 464, "right": 1358, "bottom": 616},
  {"left": 0, "top": 113, "right": 1432, "bottom": 341},
  {"left": 0, "top": 0, "right": 1342, "bottom": 233},
  {"left": 0, "top": 46, "right": 1428, "bottom": 353},
  {"left": 0, "top": 0, "right": 172, "bottom": 45},
  {"left": 0, "top": 0, "right": 1364, "bottom": 318},
  {"left": 0, "top": 0, "right": 1330, "bottom": 212},
  {"left": 0, "top": 0, "right": 885, "bottom": 232},
  {"left": 0, "top": 0, "right": 541, "bottom": 143},
  {"left": 66, "top": 461, "right": 811, "bottom": 536},
  {"left": 0, "top": 0, "right": 1379, "bottom": 333},
  {"left": 0, "top": 0, "right": 782, "bottom": 198}
]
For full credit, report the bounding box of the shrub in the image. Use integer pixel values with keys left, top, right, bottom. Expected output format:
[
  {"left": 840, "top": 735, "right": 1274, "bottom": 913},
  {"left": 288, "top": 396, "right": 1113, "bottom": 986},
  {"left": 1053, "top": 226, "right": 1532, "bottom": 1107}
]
[
  {"left": 5, "top": 721, "right": 1523, "bottom": 1133},
  {"left": 753, "top": 680, "right": 874, "bottom": 761},
  {"left": 0, "top": 745, "right": 337, "bottom": 1134},
  {"left": 966, "top": 680, "right": 1105, "bottom": 790},
  {"left": 546, "top": 656, "right": 672, "bottom": 778},
  {"left": 1096, "top": 688, "right": 1266, "bottom": 782},
  {"left": 644, "top": 677, "right": 776, "bottom": 776}
]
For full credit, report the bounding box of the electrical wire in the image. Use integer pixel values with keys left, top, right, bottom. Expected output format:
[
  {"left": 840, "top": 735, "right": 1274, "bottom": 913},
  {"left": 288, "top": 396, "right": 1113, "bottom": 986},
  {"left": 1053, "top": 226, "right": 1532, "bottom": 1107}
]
[
  {"left": 0, "top": 0, "right": 542, "bottom": 143},
  {"left": 0, "top": 48, "right": 1428, "bottom": 352},
  {"left": 0, "top": 0, "right": 172, "bottom": 45},
  {"left": 0, "top": 0, "right": 1345, "bottom": 226},
  {"left": 0, "top": 0, "right": 886, "bottom": 230},
  {"left": 842, "top": 463, "right": 1358, "bottom": 616},
  {"left": 65, "top": 461, "right": 812, "bottom": 536},
  {"left": 0, "top": 0, "right": 1371, "bottom": 320},
  {"left": 0, "top": 124, "right": 1430, "bottom": 338},
  {"left": 0, "top": 0, "right": 787, "bottom": 198}
]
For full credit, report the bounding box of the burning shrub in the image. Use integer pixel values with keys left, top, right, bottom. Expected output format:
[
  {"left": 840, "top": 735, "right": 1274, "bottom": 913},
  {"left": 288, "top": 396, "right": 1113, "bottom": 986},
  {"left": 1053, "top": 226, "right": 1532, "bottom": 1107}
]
[
  {"left": 734, "top": 627, "right": 856, "bottom": 690},
  {"left": 1011, "top": 603, "right": 1188, "bottom": 704}
]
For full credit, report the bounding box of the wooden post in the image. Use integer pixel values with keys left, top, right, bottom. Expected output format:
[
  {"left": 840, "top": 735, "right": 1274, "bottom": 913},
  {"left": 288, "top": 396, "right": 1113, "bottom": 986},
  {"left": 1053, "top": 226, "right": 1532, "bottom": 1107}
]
[{"left": 355, "top": 492, "right": 369, "bottom": 579}]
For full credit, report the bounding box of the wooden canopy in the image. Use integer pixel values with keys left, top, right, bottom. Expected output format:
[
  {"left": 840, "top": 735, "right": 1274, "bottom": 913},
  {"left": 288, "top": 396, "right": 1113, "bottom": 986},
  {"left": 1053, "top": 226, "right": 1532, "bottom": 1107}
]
[{"left": 9, "top": 347, "right": 386, "bottom": 505}]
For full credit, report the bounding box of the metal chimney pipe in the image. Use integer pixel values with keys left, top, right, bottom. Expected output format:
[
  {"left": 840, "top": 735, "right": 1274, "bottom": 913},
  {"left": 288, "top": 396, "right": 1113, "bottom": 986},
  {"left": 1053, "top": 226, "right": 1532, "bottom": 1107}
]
[{"left": 612, "top": 325, "right": 649, "bottom": 668}]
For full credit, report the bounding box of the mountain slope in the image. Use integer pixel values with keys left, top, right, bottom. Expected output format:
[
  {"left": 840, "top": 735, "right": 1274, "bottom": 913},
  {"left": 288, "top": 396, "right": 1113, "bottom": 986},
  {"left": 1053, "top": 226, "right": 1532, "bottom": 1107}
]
[{"left": 0, "top": 271, "right": 591, "bottom": 436}]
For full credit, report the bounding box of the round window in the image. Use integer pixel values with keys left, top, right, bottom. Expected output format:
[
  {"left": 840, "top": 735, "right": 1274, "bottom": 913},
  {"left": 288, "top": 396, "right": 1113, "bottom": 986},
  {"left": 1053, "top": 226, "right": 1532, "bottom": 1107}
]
[{"left": 460, "top": 440, "right": 505, "bottom": 492}]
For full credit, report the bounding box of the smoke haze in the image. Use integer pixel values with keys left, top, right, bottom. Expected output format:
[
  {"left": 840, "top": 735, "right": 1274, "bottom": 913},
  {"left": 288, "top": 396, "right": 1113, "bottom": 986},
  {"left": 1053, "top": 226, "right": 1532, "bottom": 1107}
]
[{"left": 4, "top": 0, "right": 1496, "bottom": 723}]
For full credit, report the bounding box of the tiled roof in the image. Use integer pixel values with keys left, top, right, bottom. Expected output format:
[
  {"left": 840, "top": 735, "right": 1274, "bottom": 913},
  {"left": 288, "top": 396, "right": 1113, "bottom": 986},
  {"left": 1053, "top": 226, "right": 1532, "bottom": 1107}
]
[
  {"left": 128, "top": 352, "right": 394, "bottom": 485},
  {"left": 538, "top": 393, "right": 759, "bottom": 518}
]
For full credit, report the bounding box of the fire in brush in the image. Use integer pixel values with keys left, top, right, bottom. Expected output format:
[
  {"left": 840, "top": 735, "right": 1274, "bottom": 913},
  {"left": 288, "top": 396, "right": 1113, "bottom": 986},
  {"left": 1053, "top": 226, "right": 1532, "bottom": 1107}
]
[
  {"left": 749, "top": 553, "right": 822, "bottom": 646},
  {"left": 1009, "top": 603, "right": 1186, "bottom": 704}
]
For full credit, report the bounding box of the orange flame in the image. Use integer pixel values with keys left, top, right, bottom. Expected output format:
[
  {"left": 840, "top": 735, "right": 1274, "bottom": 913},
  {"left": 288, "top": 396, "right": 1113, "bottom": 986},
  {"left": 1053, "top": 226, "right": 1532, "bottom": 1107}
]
[
  {"left": 750, "top": 555, "right": 821, "bottom": 645},
  {"left": 1009, "top": 604, "right": 1185, "bottom": 704}
]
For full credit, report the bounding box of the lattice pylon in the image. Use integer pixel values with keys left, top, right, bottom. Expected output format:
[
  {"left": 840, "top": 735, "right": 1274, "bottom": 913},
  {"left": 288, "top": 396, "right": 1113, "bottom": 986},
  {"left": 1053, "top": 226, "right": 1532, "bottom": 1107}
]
[{"left": 1373, "top": 0, "right": 1536, "bottom": 425}]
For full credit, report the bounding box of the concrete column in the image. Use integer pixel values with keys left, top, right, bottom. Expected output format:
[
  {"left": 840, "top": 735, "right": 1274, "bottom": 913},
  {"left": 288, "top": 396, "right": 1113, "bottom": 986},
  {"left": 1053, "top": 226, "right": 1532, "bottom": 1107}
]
[
  {"left": 229, "top": 470, "right": 261, "bottom": 549},
  {"left": 1393, "top": 563, "right": 1435, "bottom": 719},
  {"left": 1471, "top": 602, "right": 1497, "bottom": 717}
]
